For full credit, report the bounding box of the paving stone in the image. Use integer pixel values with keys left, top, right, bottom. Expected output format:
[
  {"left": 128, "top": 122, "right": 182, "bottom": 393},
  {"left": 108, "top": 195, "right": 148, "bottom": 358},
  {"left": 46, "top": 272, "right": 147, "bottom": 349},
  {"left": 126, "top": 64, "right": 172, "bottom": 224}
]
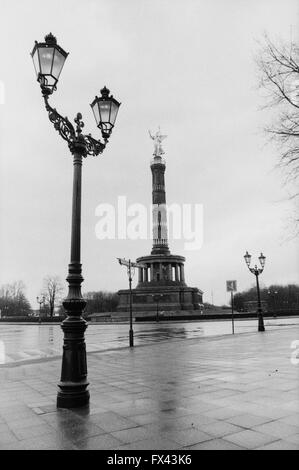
[
  {"left": 0, "top": 423, "right": 11, "bottom": 434},
  {"left": 162, "top": 428, "right": 212, "bottom": 446},
  {"left": 0, "top": 325, "right": 298, "bottom": 450},
  {"left": 223, "top": 429, "right": 279, "bottom": 449},
  {"left": 62, "top": 423, "right": 107, "bottom": 442},
  {"left": 256, "top": 440, "right": 299, "bottom": 450},
  {"left": 7, "top": 416, "right": 45, "bottom": 430},
  {"left": 89, "top": 411, "right": 139, "bottom": 432},
  {"left": 203, "top": 407, "right": 243, "bottom": 420},
  {"left": 114, "top": 437, "right": 180, "bottom": 450},
  {"left": 130, "top": 413, "right": 162, "bottom": 425},
  {"left": 185, "top": 438, "right": 245, "bottom": 450},
  {"left": 281, "top": 433, "right": 299, "bottom": 445},
  {"left": 226, "top": 413, "right": 273, "bottom": 428},
  {"left": 279, "top": 414, "right": 299, "bottom": 426},
  {"left": 75, "top": 433, "right": 123, "bottom": 450},
  {"left": 0, "top": 431, "right": 19, "bottom": 445},
  {"left": 198, "top": 420, "right": 245, "bottom": 437},
  {"left": 3, "top": 434, "right": 78, "bottom": 450},
  {"left": 13, "top": 423, "right": 55, "bottom": 440},
  {"left": 252, "top": 421, "right": 299, "bottom": 439},
  {"left": 111, "top": 425, "right": 155, "bottom": 444}
]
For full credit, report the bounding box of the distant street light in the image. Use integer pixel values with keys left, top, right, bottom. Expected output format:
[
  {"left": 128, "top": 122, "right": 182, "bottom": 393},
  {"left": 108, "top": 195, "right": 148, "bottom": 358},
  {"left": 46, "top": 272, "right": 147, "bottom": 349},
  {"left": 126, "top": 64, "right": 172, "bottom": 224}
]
[
  {"left": 31, "top": 33, "right": 120, "bottom": 409},
  {"left": 151, "top": 294, "right": 163, "bottom": 322},
  {"left": 36, "top": 295, "right": 45, "bottom": 323},
  {"left": 117, "top": 258, "right": 146, "bottom": 347},
  {"left": 267, "top": 289, "right": 278, "bottom": 316},
  {"left": 244, "top": 251, "right": 266, "bottom": 332}
]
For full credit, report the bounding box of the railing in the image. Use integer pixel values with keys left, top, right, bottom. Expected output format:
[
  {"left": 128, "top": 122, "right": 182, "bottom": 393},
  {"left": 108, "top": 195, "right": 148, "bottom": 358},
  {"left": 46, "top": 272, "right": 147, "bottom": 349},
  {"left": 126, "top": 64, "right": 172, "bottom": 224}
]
[
  {"left": 151, "top": 156, "right": 166, "bottom": 165},
  {"left": 153, "top": 238, "right": 168, "bottom": 245}
]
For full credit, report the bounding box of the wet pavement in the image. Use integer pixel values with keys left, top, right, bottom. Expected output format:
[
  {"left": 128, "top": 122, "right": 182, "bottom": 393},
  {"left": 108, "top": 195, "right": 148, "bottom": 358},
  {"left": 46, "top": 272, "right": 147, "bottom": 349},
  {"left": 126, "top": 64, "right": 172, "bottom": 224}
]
[
  {"left": 0, "top": 317, "right": 299, "bottom": 365},
  {"left": 0, "top": 326, "right": 298, "bottom": 450}
]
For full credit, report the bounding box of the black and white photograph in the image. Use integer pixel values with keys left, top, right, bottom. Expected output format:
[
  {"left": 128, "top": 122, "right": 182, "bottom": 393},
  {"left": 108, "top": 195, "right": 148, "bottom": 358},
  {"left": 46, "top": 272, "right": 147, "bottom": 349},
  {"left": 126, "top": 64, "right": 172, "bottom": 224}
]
[{"left": 0, "top": 0, "right": 299, "bottom": 455}]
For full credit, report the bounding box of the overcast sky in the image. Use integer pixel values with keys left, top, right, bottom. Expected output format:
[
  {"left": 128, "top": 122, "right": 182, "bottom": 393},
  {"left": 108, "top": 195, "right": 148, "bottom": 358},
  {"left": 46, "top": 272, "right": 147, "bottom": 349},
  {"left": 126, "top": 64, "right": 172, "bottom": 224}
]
[{"left": 0, "top": 0, "right": 298, "bottom": 308}]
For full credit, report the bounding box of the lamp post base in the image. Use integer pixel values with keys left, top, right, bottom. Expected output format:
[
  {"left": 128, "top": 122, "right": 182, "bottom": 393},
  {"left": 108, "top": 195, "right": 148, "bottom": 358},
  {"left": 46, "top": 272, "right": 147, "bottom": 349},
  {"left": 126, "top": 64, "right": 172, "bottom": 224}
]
[
  {"left": 258, "top": 313, "right": 265, "bottom": 332},
  {"left": 129, "top": 328, "right": 134, "bottom": 347},
  {"left": 57, "top": 385, "right": 90, "bottom": 409},
  {"left": 57, "top": 312, "right": 90, "bottom": 408}
]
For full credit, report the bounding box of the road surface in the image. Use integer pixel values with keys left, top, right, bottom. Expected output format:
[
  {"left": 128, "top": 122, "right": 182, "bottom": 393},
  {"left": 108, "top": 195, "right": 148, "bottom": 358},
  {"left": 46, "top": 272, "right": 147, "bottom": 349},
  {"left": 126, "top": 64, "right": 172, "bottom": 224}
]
[{"left": 0, "top": 317, "right": 298, "bottom": 365}]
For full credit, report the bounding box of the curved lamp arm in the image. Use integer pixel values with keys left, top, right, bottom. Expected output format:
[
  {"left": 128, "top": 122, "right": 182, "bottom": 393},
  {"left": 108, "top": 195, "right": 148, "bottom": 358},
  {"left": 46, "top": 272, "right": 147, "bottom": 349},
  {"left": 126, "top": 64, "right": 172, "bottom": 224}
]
[
  {"left": 43, "top": 93, "right": 76, "bottom": 144},
  {"left": 42, "top": 93, "right": 106, "bottom": 156},
  {"left": 249, "top": 266, "right": 264, "bottom": 276},
  {"left": 83, "top": 134, "right": 106, "bottom": 157}
]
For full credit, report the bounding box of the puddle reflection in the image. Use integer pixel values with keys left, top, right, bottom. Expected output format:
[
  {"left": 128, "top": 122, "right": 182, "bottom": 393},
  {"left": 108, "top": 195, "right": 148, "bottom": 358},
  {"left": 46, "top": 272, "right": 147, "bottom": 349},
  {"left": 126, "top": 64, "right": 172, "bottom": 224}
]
[
  {"left": 117, "top": 325, "right": 205, "bottom": 344},
  {"left": 48, "top": 326, "right": 54, "bottom": 343}
]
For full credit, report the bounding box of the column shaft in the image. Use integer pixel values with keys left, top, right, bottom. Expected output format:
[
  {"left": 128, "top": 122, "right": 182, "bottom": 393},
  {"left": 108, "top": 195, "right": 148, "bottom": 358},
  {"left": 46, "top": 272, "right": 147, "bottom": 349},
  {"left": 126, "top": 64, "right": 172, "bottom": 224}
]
[
  {"left": 150, "top": 264, "right": 154, "bottom": 281},
  {"left": 181, "top": 264, "right": 185, "bottom": 282},
  {"left": 175, "top": 265, "right": 179, "bottom": 282}
]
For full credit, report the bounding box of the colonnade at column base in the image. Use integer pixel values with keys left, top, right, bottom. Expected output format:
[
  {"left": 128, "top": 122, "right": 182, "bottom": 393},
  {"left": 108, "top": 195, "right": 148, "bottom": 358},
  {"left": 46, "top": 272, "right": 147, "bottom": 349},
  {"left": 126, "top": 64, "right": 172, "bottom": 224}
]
[{"left": 135, "top": 254, "right": 188, "bottom": 286}]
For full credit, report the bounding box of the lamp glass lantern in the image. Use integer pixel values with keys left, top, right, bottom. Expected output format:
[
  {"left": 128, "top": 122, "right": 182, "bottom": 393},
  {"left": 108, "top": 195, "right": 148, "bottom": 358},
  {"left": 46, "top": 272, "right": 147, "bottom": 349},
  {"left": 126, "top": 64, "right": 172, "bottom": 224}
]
[
  {"left": 31, "top": 33, "right": 68, "bottom": 94},
  {"left": 90, "top": 86, "right": 121, "bottom": 140},
  {"left": 244, "top": 251, "right": 251, "bottom": 267},
  {"left": 259, "top": 253, "right": 266, "bottom": 269}
]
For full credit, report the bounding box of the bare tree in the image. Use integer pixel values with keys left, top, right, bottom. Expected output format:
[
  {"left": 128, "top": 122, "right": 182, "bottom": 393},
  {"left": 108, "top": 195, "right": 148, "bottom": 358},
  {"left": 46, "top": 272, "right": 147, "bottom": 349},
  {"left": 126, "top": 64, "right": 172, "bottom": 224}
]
[
  {"left": 41, "top": 275, "right": 64, "bottom": 318},
  {"left": 233, "top": 283, "right": 299, "bottom": 312},
  {"left": 83, "top": 291, "right": 119, "bottom": 317},
  {"left": 257, "top": 34, "right": 299, "bottom": 228},
  {"left": 0, "top": 281, "right": 32, "bottom": 316}
]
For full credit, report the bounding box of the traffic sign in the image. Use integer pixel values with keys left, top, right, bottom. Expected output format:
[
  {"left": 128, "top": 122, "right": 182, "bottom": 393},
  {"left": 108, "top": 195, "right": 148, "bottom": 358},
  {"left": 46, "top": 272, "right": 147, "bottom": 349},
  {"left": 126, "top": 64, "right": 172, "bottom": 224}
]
[
  {"left": 226, "top": 280, "right": 237, "bottom": 292},
  {"left": 117, "top": 258, "right": 147, "bottom": 269}
]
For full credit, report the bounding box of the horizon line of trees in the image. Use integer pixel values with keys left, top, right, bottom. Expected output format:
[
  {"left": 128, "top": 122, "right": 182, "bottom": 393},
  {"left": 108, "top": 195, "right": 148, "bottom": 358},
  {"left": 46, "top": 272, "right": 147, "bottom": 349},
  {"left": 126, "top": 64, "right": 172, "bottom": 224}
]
[
  {"left": 0, "top": 276, "right": 66, "bottom": 318},
  {"left": 232, "top": 284, "right": 299, "bottom": 312},
  {"left": 57, "top": 290, "right": 119, "bottom": 317},
  {"left": 0, "top": 281, "right": 32, "bottom": 317},
  {"left": 0, "top": 278, "right": 120, "bottom": 318},
  {"left": 1, "top": 280, "right": 298, "bottom": 318}
]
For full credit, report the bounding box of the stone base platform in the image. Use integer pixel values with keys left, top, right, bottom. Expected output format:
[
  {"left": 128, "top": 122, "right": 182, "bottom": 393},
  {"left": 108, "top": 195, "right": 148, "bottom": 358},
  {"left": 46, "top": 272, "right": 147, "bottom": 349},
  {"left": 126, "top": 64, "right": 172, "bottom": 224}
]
[
  {"left": 117, "top": 285, "right": 202, "bottom": 314},
  {"left": 89, "top": 309, "right": 203, "bottom": 322}
]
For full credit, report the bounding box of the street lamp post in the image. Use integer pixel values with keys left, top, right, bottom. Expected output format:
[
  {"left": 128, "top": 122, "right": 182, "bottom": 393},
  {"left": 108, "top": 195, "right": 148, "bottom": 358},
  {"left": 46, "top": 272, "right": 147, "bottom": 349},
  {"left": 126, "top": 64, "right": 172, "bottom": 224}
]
[
  {"left": 31, "top": 33, "right": 120, "bottom": 408},
  {"left": 231, "top": 291, "right": 235, "bottom": 335},
  {"left": 117, "top": 258, "right": 146, "bottom": 347},
  {"left": 153, "top": 294, "right": 163, "bottom": 322},
  {"left": 128, "top": 260, "right": 134, "bottom": 347},
  {"left": 36, "top": 295, "right": 45, "bottom": 323},
  {"left": 268, "top": 290, "right": 278, "bottom": 317},
  {"left": 244, "top": 251, "right": 266, "bottom": 332}
]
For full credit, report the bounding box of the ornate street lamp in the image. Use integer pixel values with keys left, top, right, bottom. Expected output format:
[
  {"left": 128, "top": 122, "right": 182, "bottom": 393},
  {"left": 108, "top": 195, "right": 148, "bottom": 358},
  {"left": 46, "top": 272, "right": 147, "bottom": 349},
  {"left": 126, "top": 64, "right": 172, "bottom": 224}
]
[
  {"left": 244, "top": 251, "right": 251, "bottom": 268},
  {"left": 91, "top": 87, "right": 120, "bottom": 141},
  {"left": 31, "top": 32, "right": 68, "bottom": 95},
  {"left": 31, "top": 33, "right": 120, "bottom": 409},
  {"left": 244, "top": 251, "right": 266, "bottom": 332}
]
